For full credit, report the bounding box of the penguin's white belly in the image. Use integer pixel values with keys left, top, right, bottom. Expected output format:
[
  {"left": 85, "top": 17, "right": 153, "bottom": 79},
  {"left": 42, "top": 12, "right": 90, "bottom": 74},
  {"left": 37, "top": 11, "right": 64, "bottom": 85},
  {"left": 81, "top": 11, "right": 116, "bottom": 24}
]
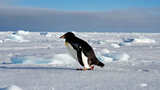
[
  {"left": 81, "top": 51, "right": 90, "bottom": 68},
  {"left": 65, "top": 42, "right": 90, "bottom": 68}
]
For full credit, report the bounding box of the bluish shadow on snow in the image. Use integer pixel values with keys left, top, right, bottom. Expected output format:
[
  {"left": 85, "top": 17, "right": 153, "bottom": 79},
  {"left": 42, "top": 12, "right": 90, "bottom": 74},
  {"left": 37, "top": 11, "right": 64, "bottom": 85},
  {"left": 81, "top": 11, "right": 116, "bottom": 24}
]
[
  {"left": 119, "top": 37, "right": 156, "bottom": 46},
  {"left": 98, "top": 49, "right": 130, "bottom": 63},
  {"left": 10, "top": 53, "right": 76, "bottom": 65},
  {"left": 0, "top": 66, "right": 76, "bottom": 71},
  {"left": 11, "top": 56, "right": 51, "bottom": 64}
]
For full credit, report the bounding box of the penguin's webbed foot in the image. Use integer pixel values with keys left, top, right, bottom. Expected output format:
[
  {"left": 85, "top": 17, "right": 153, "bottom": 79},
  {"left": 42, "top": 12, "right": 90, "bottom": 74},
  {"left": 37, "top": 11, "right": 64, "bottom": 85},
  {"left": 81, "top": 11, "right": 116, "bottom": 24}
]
[
  {"left": 76, "top": 66, "right": 94, "bottom": 71},
  {"left": 90, "top": 65, "right": 94, "bottom": 70}
]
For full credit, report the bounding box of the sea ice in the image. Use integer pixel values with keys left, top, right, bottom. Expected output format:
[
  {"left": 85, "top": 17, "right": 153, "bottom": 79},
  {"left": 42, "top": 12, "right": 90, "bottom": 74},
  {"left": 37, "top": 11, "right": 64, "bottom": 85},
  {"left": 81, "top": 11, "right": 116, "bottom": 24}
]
[
  {"left": 111, "top": 43, "right": 120, "bottom": 48},
  {"left": 119, "top": 37, "right": 156, "bottom": 46},
  {"left": 2, "top": 85, "right": 22, "bottom": 90},
  {"left": 16, "top": 30, "right": 30, "bottom": 35}
]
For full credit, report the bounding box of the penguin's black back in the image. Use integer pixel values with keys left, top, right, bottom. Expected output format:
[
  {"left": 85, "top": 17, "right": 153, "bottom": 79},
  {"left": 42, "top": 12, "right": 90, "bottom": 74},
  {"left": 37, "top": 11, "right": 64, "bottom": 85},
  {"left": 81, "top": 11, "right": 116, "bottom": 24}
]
[{"left": 66, "top": 36, "right": 93, "bottom": 55}]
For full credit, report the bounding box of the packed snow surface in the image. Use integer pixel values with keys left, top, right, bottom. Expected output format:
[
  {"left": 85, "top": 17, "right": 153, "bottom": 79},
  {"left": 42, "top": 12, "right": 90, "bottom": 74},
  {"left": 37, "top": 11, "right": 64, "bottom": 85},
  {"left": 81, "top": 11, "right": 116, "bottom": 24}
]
[{"left": 0, "top": 31, "right": 160, "bottom": 90}]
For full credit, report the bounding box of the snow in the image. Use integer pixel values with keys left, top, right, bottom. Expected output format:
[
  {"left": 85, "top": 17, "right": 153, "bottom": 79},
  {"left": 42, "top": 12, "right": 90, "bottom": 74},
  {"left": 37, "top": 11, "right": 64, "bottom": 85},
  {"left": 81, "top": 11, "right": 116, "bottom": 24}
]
[
  {"left": 1, "top": 85, "right": 22, "bottom": 90},
  {"left": 119, "top": 37, "right": 156, "bottom": 46},
  {"left": 111, "top": 43, "right": 121, "bottom": 48},
  {"left": 140, "top": 83, "right": 148, "bottom": 87},
  {"left": 111, "top": 53, "right": 130, "bottom": 61},
  {"left": 10, "top": 49, "right": 129, "bottom": 64},
  {"left": 16, "top": 30, "right": 30, "bottom": 35},
  {"left": 0, "top": 32, "right": 160, "bottom": 90},
  {"left": 0, "top": 40, "right": 4, "bottom": 43},
  {"left": 100, "top": 48, "right": 110, "bottom": 54},
  {"left": 99, "top": 51, "right": 130, "bottom": 62},
  {"left": 40, "top": 32, "right": 48, "bottom": 36},
  {"left": 11, "top": 53, "right": 76, "bottom": 66},
  {"left": 5, "top": 34, "right": 29, "bottom": 42},
  {"left": 50, "top": 53, "right": 76, "bottom": 65},
  {"left": 11, "top": 56, "right": 52, "bottom": 64}
]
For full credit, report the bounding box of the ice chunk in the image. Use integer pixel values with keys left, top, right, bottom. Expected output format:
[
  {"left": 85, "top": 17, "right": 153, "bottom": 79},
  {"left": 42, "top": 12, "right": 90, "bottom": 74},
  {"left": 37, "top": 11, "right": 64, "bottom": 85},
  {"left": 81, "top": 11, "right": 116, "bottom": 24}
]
[
  {"left": 11, "top": 56, "right": 54, "bottom": 64},
  {"left": 133, "top": 38, "right": 156, "bottom": 43},
  {"left": 100, "top": 48, "right": 110, "bottom": 54},
  {"left": 99, "top": 56, "right": 113, "bottom": 62},
  {"left": 11, "top": 54, "right": 76, "bottom": 65},
  {"left": 2, "top": 85, "right": 22, "bottom": 90},
  {"left": 111, "top": 43, "right": 120, "bottom": 48},
  {"left": 40, "top": 32, "right": 48, "bottom": 36},
  {"left": 140, "top": 83, "right": 148, "bottom": 87},
  {"left": 97, "top": 40, "right": 106, "bottom": 45},
  {"left": 0, "top": 40, "right": 4, "bottom": 43},
  {"left": 5, "top": 34, "right": 29, "bottom": 42},
  {"left": 120, "top": 37, "right": 156, "bottom": 46},
  {"left": 111, "top": 53, "right": 130, "bottom": 61},
  {"left": 50, "top": 54, "right": 76, "bottom": 65},
  {"left": 99, "top": 49, "right": 130, "bottom": 62},
  {"left": 16, "top": 30, "right": 30, "bottom": 35}
]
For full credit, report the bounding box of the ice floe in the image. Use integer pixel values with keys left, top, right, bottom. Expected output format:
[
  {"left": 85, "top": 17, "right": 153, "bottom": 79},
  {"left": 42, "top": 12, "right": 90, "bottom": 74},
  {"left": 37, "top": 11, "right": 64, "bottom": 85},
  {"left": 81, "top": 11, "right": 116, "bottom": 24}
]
[
  {"left": 5, "top": 34, "right": 29, "bottom": 42},
  {"left": 99, "top": 49, "right": 130, "bottom": 62},
  {"left": 140, "top": 83, "right": 148, "bottom": 87},
  {"left": 11, "top": 53, "right": 76, "bottom": 66},
  {"left": 16, "top": 30, "right": 30, "bottom": 35},
  {"left": 1, "top": 85, "right": 22, "bottom": 90},
  {"left": 119, "top": 37, "right": 156, "bottom": 46},
  {"left": 111, "top": 43, "right": 121, "bottom": 48}
]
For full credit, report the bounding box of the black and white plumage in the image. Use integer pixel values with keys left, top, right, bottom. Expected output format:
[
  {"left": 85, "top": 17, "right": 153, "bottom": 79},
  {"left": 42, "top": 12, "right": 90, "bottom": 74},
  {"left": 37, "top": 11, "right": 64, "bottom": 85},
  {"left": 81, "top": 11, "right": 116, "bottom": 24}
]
[{"left": 60, "top": 32, "right": 104, "bottom": 70}]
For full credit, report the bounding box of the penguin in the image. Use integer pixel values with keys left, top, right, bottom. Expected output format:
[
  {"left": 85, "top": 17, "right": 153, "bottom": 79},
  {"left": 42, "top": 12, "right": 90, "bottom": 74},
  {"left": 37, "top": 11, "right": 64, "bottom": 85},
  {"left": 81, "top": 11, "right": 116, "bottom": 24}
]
[{"left": 60, "top": 32, "right": 104, "bottom": 71}]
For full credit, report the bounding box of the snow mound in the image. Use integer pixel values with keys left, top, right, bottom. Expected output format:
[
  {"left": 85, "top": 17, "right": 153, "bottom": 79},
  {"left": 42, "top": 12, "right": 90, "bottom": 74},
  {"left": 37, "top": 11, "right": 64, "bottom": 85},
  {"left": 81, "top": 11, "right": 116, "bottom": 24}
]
[
  {"left": 40, "top": 32, "right": 48, "bottom": 36},
  {"left": 88, "top": 40, "right": 107, "bottom": 45},
  {"left": 140, "top": 83, "right": 148, "bottom": 87},
  {"left": 120, "top": 38, "right": 156, "bottom": 46},
  {"left": 5, "top": 34, "right": 29, "bottom": 42},
  {"left": 111, "top": 43, "right": 120, "bottom": 48},
  {"left": 110, "top": 53, "right": 130, "bottom": 61},
  {"left": 133, "top": 38, "right": 156, "bottom": 43},
  {"left": 2, "top": 85, "right": 22, "bottom": 90},
  {"left": 11, "top": 54, "right": 76, "bottom": 65},
  {"left": 50, "top": 54, "right": 76, "bottom": 65},
  {"left": 96, "top": 40, "right": 106, "bottom": 45},
  {"left": 100, "top": 48, "right": 110, "bottom": 54},
  {"left": 99, "top": 49, "right": 130, "bottom": 62},
  {"left": 46, "top": 33, "right": 52, "bottom": 37},
  {"left": 16, "top": 30, "right": 30, "bottom": 35},
  {"left": 11, "top": 56, "right": 52, "bottom": 64},
  {"left": 99, "top": 56, "right": 113, "bottom": 62},
  {"left": 0, "top": 40, "right": 4, "bottom": 43}
]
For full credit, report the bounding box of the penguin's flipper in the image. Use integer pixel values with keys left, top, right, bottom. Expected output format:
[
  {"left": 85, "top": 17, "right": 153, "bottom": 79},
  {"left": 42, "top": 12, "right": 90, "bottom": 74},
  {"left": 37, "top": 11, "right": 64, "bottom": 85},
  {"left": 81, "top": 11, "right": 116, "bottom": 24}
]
[{"left": 70, "top": 43, "right": 80, "bottom": 51}]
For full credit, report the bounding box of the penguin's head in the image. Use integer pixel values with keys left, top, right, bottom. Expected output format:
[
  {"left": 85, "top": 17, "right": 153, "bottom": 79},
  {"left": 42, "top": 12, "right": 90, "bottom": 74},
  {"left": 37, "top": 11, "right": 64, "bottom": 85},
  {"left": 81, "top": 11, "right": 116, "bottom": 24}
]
[{"left": 60, "top": 32, "right": 75, "bottom": 39}]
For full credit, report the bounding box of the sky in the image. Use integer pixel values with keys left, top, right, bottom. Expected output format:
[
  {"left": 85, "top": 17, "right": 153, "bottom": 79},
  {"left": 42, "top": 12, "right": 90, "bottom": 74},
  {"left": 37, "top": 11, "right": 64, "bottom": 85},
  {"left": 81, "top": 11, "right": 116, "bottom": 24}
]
[
  {"left": 1, "top": 0, "right": 160, "bottom": 11},
  {"left": 0, "top": 0, "right": 160, "bottom": 32}
]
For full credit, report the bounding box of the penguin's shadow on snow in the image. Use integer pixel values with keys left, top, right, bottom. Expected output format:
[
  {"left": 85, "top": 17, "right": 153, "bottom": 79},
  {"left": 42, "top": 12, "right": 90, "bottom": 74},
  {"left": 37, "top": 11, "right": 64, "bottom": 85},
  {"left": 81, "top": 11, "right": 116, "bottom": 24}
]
[{"left": 0, "top": 65, "right": 76, "bottom": 71}]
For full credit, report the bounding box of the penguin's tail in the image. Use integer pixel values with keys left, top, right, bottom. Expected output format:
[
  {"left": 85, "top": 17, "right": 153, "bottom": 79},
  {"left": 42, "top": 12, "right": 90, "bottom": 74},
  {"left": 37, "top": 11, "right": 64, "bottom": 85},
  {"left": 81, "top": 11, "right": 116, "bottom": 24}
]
[
  {"left": 95, "top": 58, "right": 104, "bottom": 68},
  {"left": 97, "top": 61, "right": 104, "bottom": 67}
]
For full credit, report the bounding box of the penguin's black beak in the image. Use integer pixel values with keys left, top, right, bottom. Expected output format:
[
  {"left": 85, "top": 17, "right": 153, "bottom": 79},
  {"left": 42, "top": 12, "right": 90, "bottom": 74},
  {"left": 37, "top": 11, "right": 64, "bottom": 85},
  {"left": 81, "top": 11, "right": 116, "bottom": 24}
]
[{"left": 60, "top": 35, "right": 65, "bottom": 39}]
